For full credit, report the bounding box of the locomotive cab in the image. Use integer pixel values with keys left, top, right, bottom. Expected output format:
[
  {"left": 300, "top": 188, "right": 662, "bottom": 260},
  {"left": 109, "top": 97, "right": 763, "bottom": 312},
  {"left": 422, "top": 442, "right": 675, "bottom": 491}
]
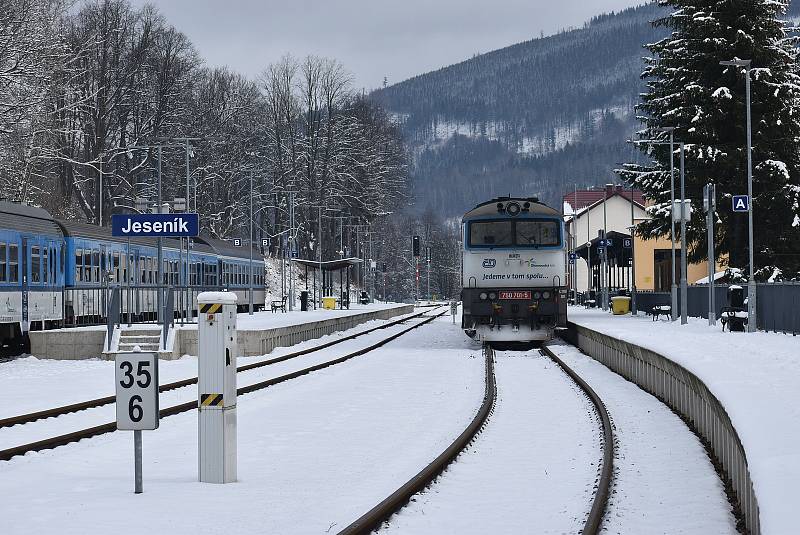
[{"left": 461, "top": 197, "right": 567, "bottom": 344}]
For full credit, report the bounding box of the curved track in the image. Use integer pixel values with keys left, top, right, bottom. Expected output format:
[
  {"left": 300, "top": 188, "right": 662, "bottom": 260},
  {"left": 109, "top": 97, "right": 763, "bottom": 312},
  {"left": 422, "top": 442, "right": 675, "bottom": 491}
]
[
  {"left": 0, "top": 307, "right": 446, "bottom": 462},
  {"left": 337, "top": 344, "right": 497, "bottom": 535},
  {"left": 338, "top": 342, "right": 614, "bottom": 535},
  {"left": 541, "top": 344, "right": 614, "bottom": 535}
]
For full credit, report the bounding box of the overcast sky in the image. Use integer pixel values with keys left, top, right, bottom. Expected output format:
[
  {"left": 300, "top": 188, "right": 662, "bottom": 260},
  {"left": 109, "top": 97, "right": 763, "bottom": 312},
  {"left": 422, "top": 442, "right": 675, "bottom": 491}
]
[{"left": 130, "top": 0, "right": 643, "bottom": 90}]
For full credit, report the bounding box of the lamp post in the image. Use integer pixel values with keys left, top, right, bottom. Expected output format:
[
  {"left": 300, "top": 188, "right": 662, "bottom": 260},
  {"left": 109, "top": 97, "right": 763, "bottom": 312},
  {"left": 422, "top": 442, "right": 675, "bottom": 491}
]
[
  {"left": 720, "top": 59, "right": 756, "bottom": 332},
  {"left": 654, "top": 127, "right": 678, "bottom": 321}
]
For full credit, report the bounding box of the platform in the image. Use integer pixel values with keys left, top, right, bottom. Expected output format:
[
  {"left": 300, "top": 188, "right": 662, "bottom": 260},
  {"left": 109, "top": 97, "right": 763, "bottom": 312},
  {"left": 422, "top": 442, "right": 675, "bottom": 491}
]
[
  {"left": 29, "top": 303, "right": 414, "bottom": 360},
  {"left": 567, "top": 307, "right": 799, "bottom": 535}
]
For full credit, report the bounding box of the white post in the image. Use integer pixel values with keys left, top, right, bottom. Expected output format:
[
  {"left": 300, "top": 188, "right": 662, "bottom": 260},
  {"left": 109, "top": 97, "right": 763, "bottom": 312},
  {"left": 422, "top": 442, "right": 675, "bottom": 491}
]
[{"left": 197, "top": 292, "right": 237, "bottom": 484}]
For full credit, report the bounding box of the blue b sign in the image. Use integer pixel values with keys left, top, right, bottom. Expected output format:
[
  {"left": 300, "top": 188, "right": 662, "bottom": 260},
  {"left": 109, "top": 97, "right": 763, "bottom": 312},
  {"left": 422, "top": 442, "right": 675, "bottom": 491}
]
[
  {"left": 112, "top": 213, "right": 199, "bottom": 237},
  {"left": 732, "top": 195, "right": 750, "bottom": 212},
  {"left": 569, "top": 253, "right": 577, "bottom": 260}
]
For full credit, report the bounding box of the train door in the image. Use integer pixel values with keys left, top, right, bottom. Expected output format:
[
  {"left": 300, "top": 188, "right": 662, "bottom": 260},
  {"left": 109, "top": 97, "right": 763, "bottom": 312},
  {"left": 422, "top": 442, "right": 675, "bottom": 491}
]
[{"left": 20, "top": 237, "right": 28, "bottom": 333}]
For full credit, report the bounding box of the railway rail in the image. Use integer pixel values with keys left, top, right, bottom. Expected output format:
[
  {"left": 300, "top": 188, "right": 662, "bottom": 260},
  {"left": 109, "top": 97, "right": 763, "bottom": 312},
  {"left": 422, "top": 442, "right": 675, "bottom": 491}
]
[
  {"left": 0, "top": 306, "right": 447, "bottom": 462},
  {"left": 338, "top": 342, "right": 614, "bottom": 535}
]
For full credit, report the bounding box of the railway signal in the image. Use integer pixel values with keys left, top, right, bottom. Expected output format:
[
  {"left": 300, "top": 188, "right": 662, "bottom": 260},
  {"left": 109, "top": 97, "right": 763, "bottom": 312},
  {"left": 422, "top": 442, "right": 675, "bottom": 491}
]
[{"left": 115, "top": 348, "right": 159, "bottom": 494}]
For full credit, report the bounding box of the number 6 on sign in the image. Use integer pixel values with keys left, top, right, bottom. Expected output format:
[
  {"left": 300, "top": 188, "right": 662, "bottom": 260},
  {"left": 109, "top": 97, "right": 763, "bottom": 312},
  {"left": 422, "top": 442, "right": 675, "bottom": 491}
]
[{"left": 115, "top": 352, "right": 159, "bottom": 430}]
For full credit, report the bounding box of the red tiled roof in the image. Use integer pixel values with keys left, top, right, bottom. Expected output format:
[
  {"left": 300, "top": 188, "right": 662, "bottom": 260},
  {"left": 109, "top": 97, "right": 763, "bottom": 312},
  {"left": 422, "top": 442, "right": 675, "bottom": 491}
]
[{"left": 563, "top": 185, "right": 645, "bottom": 211}]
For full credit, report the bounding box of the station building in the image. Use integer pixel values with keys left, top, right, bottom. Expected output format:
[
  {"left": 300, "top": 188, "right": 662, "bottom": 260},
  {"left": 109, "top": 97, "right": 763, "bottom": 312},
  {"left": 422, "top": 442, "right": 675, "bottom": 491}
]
[{"left": 563, "top": 185, "right": 724, "bottom": 294}]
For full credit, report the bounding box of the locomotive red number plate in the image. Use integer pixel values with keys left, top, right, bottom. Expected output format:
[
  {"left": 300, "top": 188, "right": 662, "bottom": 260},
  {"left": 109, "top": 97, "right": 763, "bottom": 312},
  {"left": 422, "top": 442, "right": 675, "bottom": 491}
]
[{"left": 499, "top": 291, "right": 531, "bottom": 300}]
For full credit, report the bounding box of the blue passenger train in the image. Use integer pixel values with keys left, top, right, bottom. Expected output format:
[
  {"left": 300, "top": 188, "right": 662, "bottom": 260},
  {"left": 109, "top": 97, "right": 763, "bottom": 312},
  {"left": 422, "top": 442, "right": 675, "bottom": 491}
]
[{"left": 0, "top": 201, "right": 266, "bottom": 348}]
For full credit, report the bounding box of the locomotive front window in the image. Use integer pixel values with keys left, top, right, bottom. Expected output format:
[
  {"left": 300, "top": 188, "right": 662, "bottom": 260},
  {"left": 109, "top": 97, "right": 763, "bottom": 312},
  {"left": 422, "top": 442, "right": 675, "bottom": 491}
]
[
  {"left": 516, "top": 220, "right": 560, "bottom": 247},
  {"left": 469, "top": 221, "right": 513, "bottom": 247}
]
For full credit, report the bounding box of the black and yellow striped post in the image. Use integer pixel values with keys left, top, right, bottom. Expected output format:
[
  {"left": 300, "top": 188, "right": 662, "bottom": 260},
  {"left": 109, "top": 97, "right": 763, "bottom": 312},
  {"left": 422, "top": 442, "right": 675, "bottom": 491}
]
[{"left": 197, "top": 292, "right": 238, "bottom": 484}]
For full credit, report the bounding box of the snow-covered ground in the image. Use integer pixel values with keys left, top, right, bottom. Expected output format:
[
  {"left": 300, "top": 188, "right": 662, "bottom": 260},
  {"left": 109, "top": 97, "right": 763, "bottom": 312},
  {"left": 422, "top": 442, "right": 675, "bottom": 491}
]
[
  {"left": 0, "top": 309, "right": 437, "bottom": 451},
  {"left": 0, "top": 314, "right": 484, "bottom": 534},
  {"left": 569, "top": 307, "right": 799, "bottom": 535},
  {"left": 380, "top": 350, "right": 599, "bottom": 534},
  {"left": 549, "top": 341, "right": 737, "bottom": 534}
]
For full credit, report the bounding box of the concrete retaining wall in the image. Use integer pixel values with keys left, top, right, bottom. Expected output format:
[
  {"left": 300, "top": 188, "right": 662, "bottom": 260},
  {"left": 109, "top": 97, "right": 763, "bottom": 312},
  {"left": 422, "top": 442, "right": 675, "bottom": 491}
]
[
  {"left": 565, "top": 322, "right": 760, "bottom": 535},
  {"left": 178, "top": 305, "right": 414, "bottom": 357},
  {"left": 29, "top": 329, "right": 107, "bottom": 360},
  {"left": 30, "top": 305, "right": 414, "bottom": 360}
]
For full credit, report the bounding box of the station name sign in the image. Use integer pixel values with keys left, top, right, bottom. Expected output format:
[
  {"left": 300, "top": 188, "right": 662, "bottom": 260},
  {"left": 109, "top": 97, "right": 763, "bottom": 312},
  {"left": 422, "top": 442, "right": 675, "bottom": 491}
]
[{"left": 112, "top": 213, "right": 200, "bottom": 237}]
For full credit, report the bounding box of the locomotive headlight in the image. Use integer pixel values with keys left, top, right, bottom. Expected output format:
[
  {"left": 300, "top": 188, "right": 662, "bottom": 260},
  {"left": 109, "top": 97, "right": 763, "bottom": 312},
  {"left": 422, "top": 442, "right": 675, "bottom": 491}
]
[
  {"left": 488, "top": 292, "right": 497, "bottom": 300},
  {"left": 479, "top": 292, "right": 488, "bottom": 300},
  {"left": 533, "top": 291, "right": 541, "bottom": 299},
  {"left": 543, "top": 291, "right": 551, "bottom": 300}
]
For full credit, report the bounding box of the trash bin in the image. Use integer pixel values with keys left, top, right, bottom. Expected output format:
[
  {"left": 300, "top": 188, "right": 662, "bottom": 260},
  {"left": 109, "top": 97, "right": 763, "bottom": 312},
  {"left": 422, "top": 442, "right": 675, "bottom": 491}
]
[
  {"left": 300, "top": 291, "right": 309, "bottom": 311},
  {"left": 611, "top": 296, "right": 631, "bottom": 315},
  {"left": 322, "top": 296, "right": 337, "bottom": 310},
  {"left": 359, "top": 291, "right": 369, "bottom": 305}
]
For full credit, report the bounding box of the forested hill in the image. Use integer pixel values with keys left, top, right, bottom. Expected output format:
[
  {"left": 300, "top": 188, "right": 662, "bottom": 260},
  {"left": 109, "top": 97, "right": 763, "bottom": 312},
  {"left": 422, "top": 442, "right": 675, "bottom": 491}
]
[{"left": 371, "top": 1, "right": 800, "bottom": 215}]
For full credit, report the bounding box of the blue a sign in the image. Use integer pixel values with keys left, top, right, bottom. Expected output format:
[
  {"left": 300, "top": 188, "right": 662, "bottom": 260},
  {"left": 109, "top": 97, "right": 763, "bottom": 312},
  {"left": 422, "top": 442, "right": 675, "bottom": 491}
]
[
  {"left": 732, "top": 195, "right": 750, "bottom": 213},
  {"left": 112, "top": 213, "right": 199, "bottom": 237},
  {"left": 569, "top": 252, "right": 578, "bottom": 260}
]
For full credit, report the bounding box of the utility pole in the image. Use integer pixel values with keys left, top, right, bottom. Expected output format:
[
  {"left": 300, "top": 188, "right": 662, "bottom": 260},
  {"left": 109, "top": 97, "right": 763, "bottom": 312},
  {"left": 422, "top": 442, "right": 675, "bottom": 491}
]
[
  {"left": 602, "top": 186, "right": 608, "bottom": 311},
  {"left": 630, "top": 183, "right": 637, "bottom": 314},
  {"left": 249, "top": 171, "right": 254, "bottom": 315},
  {"left": 720, "top": 59, "right": 756, "bottom": 332},
  {"left": 156, "top": 145, "right": 163, "bottom": 325},
  {"left": 705, "top": 183, "right": 717, "bottom": 326},
  {"left": 288, "top": 191, "right": 296, "bottom": 311},
  {"left": 680, "top": 144, "right": 688, "bottom": 325}
]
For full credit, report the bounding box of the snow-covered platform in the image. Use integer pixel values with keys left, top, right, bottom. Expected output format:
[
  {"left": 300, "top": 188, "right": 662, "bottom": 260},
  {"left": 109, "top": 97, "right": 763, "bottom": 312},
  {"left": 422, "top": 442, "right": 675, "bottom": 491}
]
[
  {"left": 29, "top": 303, "right": 414, "bottom": 360},
  {"left": 567, "top": 307, "right": 799, "bottom": 535}
]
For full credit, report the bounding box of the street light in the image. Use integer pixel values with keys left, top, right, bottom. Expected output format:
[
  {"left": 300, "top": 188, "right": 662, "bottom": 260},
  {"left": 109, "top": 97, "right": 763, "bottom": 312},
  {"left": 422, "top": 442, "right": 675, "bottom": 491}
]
[
  {"left": 634, "top": 130, "right": 687, "bottom": 323},
  {"left": 720, "top": 59, "right": 756, "bottom": 332},
  {"left": 654, "top": 127, "right": 679, "bottom": 321}
]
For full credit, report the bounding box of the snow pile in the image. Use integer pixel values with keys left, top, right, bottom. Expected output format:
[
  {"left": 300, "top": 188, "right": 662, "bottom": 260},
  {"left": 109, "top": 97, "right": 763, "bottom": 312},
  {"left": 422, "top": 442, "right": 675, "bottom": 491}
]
[{"left": 569, "top": 308, "right": 800, "bottom": 535}]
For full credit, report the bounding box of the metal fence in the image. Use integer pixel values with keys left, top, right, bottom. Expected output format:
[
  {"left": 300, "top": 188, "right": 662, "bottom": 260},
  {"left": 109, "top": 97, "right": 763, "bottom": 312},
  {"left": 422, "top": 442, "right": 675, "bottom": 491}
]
[
  {"left": 633, "top": 283, "right": 800, "bottom": 335},
  {"left": 63, "top": 286, "right": 224, "bottom": 328}
]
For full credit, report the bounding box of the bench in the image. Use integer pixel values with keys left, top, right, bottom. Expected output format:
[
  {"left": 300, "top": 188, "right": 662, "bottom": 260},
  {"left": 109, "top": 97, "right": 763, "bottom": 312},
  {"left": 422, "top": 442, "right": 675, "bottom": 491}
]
[
  {"left": 271, "top": 296, "right": 287, "bottom": 313},
  {"left": 650, "top": 305, "right": 671, "bottom": 321},
  {"left": 720, "top": 307, "right": 748, "bottom": 332}
]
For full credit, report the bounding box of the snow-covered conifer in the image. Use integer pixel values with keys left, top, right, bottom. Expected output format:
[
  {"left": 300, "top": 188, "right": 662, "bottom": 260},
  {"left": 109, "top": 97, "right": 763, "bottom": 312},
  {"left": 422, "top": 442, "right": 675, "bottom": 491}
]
[{"left": 618, "top": 0, "right": 800, "bottom": 280}]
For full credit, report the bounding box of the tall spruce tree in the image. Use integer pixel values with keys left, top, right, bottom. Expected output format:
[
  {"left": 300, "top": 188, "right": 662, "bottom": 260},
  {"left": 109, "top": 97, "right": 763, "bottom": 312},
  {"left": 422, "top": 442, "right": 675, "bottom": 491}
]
[{"left": 618, "top": 0, "right": 800, "bottom": 280}]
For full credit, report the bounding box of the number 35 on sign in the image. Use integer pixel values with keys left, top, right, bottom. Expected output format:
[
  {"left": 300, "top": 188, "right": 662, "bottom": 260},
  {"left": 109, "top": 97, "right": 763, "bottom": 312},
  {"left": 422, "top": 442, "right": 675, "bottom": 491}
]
[{"left": 115, "top": 352, "right": 159, "bottom": 430}]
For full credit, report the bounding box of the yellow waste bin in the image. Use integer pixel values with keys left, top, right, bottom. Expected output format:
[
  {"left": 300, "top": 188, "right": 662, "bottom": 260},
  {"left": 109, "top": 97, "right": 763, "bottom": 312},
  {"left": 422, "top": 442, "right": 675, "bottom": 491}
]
[
  {"left": 322, "top": 296, "right": 337, "bottom": 310},
  {"left": 611, "top": 296, "right": 631, "bottom": 315}
]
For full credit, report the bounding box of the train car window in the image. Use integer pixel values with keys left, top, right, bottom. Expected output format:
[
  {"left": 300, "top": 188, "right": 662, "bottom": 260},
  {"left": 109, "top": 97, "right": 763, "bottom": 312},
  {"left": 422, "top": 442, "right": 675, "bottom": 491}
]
[
  {"left": 92, "top": 250, "right": 100, "bottom": 282},
  {"left": 0, "top": 243, "right": 6, "bottom": 282},
  {"left": 469, "top": 221, "right": 513, "bottom": 247},
  {"left": 113, "top": 252, "right": 120, "bottom": 283},
  {"left": 75, "top": 247, "right": 82, "bottom": 282},
  {"left": 43, "top": 248, "right": 49, "bottom": 283},
  {"left": 31, "top": 246, "right": 41, "bottom": 283},
  {"left": 49, "top": 246, "right": 55, "bottom": 283},
  {"left": 9, "top": 244, "right": 18, "bottom": 283},
  {"left": 83, "top": 250, "right": 91, "bottom": 282},
  {"left": 515, "top": 220, "right": 560, "bottom": 247}
]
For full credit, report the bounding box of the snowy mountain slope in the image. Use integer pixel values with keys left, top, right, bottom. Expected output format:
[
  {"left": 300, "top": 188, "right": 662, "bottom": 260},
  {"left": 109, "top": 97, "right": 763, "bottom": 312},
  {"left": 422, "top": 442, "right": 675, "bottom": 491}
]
[{"left": 373, "top": 1, "right": 800, "bottom": 216}]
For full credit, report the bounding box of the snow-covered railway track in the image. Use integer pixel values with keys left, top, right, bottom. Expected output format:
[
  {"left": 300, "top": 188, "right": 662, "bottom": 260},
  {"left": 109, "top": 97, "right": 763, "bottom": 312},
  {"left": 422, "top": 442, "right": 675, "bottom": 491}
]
[
  {"left": 338, "top": 343, "right": 613, "bottom": 535},
  {"left": 0, "top": 308, "right": 446, "bottom": 462}
]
